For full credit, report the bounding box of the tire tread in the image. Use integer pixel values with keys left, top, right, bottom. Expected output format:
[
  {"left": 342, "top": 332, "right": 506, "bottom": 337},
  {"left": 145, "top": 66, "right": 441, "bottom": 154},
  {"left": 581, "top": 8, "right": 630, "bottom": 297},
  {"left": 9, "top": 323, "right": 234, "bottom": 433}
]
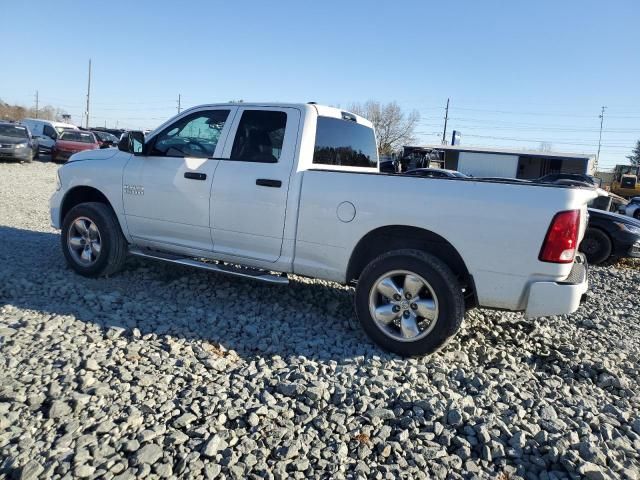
[{"left": 355, "top": 248, "right": 465, "bottom": 356}]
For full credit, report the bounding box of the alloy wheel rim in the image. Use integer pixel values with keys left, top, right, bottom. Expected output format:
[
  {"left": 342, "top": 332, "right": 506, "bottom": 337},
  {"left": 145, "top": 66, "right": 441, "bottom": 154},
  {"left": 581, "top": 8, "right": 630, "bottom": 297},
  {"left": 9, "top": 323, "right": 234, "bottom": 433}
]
[
  {"left": 368, "top": 270, "right": 439, "bottom": 342},
  {"left": 67, "top": 216, "right": 102, "bottom": 266}
]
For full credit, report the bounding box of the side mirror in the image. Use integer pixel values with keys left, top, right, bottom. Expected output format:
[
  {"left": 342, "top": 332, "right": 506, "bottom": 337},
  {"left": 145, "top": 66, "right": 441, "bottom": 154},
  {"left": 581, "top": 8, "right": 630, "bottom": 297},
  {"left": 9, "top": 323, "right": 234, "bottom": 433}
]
[{"left": 118, "top": 131, "right": 146, "bottom": 154}]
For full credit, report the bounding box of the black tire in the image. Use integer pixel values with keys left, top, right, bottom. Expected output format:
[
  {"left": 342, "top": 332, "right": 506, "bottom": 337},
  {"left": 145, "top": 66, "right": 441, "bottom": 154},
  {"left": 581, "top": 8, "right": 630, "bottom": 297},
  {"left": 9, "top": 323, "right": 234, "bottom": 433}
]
[
  {"left": 61, "top": 202, "right": 128, "bottom": 277},
  {"left": 34, "top": 149, "right": 39, "bottom": 160},
  {"left": 580, "top": 228, "right": 612, "bottom": 265},
  {"left": 633, "top": 209, "right": 640, "bottom": 220},
  {"left": 354, "top": 249, "right": 465, "bottom": 356}
]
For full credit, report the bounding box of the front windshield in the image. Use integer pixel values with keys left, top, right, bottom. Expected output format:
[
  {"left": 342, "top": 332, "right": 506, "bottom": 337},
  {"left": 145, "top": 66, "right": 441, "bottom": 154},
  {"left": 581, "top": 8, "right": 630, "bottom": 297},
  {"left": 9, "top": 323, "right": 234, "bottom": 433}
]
[
  {"left": 0, "top": 124, "right": 28, "bottom": 138},
  {"left": 60, "top": 131, "right": 96, "bottom": 143}
]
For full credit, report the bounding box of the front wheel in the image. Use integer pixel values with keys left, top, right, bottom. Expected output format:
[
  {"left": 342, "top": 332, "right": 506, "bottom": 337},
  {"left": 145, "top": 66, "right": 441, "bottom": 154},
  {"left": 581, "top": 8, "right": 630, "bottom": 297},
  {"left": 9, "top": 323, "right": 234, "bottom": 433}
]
[
  {"left": 354, "top": 249, "right": 465, "bottom": 356},
  {"left": 580, "top": 228, "right": 612, "bottom": 265},
  {"left": 61, "top": 202, "right": 128, "bottom": 277}
]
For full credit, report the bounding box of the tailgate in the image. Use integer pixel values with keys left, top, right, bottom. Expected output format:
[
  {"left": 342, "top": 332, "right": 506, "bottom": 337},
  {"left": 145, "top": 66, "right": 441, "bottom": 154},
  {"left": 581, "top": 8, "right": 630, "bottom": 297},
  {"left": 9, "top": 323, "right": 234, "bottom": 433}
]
[{"left": 569, "top": 188, "right": 599, "bottom": 243}]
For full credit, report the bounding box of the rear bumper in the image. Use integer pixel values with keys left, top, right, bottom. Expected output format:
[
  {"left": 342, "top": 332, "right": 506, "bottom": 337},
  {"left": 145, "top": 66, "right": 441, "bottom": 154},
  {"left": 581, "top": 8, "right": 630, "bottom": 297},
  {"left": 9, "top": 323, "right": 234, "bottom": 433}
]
[{"left": 525, "top": 254, "right": 588, "bottom": 318}]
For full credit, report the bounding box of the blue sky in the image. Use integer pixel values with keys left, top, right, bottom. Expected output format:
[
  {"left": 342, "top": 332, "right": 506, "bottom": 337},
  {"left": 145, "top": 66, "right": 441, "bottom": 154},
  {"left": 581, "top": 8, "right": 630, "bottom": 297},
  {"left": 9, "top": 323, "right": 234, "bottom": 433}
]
[{"left": 2, "top": 0, "right": 639, "bottom": 169}]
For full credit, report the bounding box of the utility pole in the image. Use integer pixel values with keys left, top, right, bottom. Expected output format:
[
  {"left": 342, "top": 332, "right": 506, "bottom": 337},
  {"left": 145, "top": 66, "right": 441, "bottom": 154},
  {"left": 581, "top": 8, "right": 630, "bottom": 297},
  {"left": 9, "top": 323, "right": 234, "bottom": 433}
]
[
  {"left": 34, "top": 90, "right": 39, "bottom": 119},
  {"left": 177, "top": 94, "right": 181, "bottom": 114},
  {"left": 85, "top": 59, "right": 92, "bottom": 128},
  {"left": 596, "top": 105, "right": 606, "bottom": 171},
  {"left": 441, "top": 98, "right": 450, "bottom": 145}
]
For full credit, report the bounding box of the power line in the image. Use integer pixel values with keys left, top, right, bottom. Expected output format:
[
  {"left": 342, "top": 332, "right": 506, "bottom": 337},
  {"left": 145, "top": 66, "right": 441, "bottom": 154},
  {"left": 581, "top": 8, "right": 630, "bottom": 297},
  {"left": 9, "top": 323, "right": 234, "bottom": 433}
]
[
  {"left": 459, "top": 133, "right": 632, "bottom": 149},
  {"left": 417, "top": 118, "right": 640, "bottom": 134}
]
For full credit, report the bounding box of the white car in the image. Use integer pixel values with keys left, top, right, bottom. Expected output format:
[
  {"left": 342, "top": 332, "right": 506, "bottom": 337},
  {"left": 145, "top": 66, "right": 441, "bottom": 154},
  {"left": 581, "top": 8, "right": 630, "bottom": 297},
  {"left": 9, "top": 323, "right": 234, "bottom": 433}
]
[
  {"left": 619, "top": 197, "right": 640, "bottom": 220},
  {"left": 20, "top": 118, "right": 78, "bottom": 154},
  {"left": 50, "top": 102, "right": 596, "bottom": 356}
]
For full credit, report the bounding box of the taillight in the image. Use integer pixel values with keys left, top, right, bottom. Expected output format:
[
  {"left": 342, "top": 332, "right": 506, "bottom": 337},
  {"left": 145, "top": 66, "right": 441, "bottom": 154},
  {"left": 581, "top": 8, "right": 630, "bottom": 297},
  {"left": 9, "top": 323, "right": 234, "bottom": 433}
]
[{"left": 539, "top": 210, "right": 580, "bottom": 263}]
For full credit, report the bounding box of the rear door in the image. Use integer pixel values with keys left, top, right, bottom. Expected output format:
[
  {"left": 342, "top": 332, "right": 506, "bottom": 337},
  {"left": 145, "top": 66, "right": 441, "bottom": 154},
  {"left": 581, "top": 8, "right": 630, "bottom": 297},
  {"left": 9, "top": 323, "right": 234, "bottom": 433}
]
[
  {"left": 123, "top": 107, "right": 236, "bottom": 253},
  {"left": 210, "top": 107, "right": 300, "bottom": 262}
]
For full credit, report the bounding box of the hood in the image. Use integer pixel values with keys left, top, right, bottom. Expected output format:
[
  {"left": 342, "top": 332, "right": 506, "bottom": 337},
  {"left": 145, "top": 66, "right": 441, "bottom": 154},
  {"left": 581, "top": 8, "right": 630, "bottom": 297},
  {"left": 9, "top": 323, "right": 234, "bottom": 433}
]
[
  {"left": 588, "top": 207, "right": 640, "bottom": 226},
  {"left": 56, "top": 139, "right": 97, "bottom": 150},
  {"left": 66, "top": 147, "right": 120, "bottom": 163},
  {"left": 0, "top": 135, "right": 29, "bottom": 145}
]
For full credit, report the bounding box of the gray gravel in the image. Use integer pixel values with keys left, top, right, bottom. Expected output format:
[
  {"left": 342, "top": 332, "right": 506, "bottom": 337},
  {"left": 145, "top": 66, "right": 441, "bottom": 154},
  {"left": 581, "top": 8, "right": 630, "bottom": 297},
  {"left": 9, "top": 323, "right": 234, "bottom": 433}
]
[{"left": 1, "top": 160, "right": 639, "bottom": 480}]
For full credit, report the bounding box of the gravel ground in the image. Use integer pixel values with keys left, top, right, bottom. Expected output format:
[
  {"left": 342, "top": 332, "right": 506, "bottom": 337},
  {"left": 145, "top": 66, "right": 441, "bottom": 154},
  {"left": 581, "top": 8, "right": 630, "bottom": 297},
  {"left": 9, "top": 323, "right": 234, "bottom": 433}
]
[{"left": 0, "top": 160, "right": 639, "bottom": 480}]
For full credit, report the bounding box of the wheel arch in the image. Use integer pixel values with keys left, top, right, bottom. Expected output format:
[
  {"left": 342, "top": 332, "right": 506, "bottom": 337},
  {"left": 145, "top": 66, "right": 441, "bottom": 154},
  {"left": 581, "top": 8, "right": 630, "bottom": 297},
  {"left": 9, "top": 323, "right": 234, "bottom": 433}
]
[
  {"left": 346, "top": 225, "right": 476, "bottom": 307},
  {"left": 60, "top": 186, "right": 114, "bottom": 226},
  {"left": 581, "top": 225, "right": 614, "bottom": 263}
]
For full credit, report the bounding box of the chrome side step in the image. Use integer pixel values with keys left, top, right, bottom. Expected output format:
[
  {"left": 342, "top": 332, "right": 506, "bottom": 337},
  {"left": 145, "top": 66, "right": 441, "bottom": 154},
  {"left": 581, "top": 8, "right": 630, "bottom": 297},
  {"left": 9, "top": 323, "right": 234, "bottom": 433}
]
[{"left": 128, "top": 247, "right": 289, "bottom": 285}]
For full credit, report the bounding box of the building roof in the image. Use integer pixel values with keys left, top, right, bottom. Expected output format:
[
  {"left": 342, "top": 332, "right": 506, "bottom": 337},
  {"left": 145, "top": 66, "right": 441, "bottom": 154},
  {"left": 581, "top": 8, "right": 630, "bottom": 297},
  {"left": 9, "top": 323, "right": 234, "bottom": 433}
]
[{"left": 406, "top": 144, "right": 595, "bottom": 161}]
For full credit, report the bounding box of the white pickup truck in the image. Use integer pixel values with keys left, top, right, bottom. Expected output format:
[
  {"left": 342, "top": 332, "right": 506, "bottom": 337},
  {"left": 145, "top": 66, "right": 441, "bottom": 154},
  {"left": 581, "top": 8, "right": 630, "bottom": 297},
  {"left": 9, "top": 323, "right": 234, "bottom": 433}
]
[{"left": 50, "top": 102, "right": 595, "bottom": 356}]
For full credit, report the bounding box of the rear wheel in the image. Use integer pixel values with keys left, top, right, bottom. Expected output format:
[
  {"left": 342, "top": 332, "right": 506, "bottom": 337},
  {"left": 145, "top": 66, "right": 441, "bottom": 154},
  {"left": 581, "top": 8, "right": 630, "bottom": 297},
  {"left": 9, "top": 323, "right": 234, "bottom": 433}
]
[
  {"left": 580, "top": 228, "right": 612, "bottom": 265},
  {"left": 61, "top": 202, "right": 127, "bottom": 277},
  {"left": 354, "top": 249, "right": 465, "bottom": 356}
]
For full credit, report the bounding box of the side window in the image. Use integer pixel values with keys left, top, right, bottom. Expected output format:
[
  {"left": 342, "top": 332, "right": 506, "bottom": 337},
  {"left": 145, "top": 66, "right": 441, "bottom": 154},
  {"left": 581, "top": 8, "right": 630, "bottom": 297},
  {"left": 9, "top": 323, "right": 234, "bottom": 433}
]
[
  {"left": 150, "top": 110, "right": 230, "bottom": 158},
  {"left": 43, "top": 125, "right": 57, "bottom": 139},
  {"left": 230, "top": 110, "right": 287, "bottom": 163},
  {"left": 313, "top": 116, "right": 378, "bottom": 168}
]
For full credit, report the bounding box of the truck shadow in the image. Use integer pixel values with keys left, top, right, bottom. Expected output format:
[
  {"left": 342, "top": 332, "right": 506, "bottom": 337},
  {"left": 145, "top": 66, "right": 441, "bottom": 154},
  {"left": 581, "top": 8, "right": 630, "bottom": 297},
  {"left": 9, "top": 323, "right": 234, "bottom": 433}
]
[{"left": 0, "top": 225, "right": 378, "bottom": 361}]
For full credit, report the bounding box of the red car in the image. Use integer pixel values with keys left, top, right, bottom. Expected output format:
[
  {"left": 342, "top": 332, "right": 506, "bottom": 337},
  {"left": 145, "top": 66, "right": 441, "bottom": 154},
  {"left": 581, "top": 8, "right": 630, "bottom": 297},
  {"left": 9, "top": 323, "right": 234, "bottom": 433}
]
[{"left": 51, "top": 130, "right": 99, "bottom": 163}]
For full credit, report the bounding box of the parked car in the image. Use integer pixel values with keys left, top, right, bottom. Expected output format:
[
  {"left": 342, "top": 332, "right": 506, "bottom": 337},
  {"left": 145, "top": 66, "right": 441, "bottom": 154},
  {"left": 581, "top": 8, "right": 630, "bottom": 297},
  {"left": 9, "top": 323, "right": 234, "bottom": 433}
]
[
  {"left": 618, "top": 196, "right": 640, "bottom": 219},
  {"left": 536, "top": 173, "right": 601, "bottom": 188},
  {"left": 50, "top": 102, "right": 597, "bottom": 356},
  {"left": 51, "top": 130, "right": 99, "bottom": 163},
  {"left": 379, "top": 159, "right": 397, "bottom": 173},
  {"left": 579, "top": 208, "right": 640, "bottom": 264},
  {"left": 92, "top": 130, "right": 120, "bottom": 149},
  {"left": 21, "top": 118, "right": 79, "bottom": 154},
  {"left": 0, "top": 122, "right": 38, "bottom": 162},
  {"left": 404, "top": 168, "right": 469, "bottom": 178}
]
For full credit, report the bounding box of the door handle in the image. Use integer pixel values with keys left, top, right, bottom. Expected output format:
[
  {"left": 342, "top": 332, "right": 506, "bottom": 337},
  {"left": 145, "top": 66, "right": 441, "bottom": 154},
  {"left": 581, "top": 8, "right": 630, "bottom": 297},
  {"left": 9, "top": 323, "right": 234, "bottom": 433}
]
[
  {"left": 256, "top": 179, "right": 282, "bottom": 188},
  {"left": 184, "top": 172, "right": 207, "bottom": 180}
]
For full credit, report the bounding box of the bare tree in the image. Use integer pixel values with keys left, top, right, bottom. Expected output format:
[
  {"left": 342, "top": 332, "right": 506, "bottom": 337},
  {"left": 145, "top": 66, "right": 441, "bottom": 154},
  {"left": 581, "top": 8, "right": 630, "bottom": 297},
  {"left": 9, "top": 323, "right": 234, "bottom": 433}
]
[
  {"left": 0, "top": 99, "right": 69, "bottom": 123},
  {"left": 349, "top": 101, "right": 420, "bottom": 155},
  {"left": 538, "top": 142, "right": 553, "bottom": 152}
]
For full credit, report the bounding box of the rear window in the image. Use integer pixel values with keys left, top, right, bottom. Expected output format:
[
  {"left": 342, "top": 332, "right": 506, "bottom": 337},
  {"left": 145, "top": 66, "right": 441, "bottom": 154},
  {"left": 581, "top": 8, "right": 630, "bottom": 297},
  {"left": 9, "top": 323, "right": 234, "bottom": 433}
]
[{"left": 313, "top": 116, "right": 378, "bottom": 168}]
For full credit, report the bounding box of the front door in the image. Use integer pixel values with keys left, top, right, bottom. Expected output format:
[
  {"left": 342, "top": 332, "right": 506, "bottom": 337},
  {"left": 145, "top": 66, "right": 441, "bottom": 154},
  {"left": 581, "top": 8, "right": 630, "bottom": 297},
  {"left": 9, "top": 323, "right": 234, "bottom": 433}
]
[
  {"left": 211, "top": 107, "right": 300, "bottom": 262},
  {"left": 123, "top": 107, "right": 236, "bottom": 253}
]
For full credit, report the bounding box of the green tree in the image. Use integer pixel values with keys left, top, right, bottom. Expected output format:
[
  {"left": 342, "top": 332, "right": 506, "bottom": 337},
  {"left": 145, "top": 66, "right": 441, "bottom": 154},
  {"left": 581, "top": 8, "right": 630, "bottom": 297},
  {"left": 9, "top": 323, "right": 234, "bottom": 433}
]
[{"left": 627, "top": 140, "right": 640, "bottom": 166}]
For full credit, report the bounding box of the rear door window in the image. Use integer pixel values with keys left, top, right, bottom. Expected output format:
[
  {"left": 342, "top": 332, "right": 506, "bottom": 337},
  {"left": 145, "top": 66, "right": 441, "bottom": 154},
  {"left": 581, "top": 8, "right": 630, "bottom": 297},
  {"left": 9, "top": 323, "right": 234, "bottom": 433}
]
[
  {"left": 313, "top": 116, "right": 378, "bottom": 168},
  {"left": 230, "top": 110, "right": 287, "bottom": 163}
]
